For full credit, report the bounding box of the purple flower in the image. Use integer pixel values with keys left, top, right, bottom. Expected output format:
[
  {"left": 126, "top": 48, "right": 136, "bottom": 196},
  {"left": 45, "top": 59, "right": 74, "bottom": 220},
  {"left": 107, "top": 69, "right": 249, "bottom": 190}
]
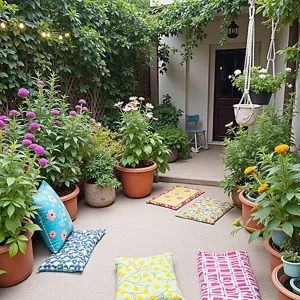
[
  {"left": 29, "top": 143, "right": 38, "bottom": 150},
  {"left": 37, "top": 80, "right": 44, "bottom": 85},
  {"left": 18, "top": 88, "right": 29, "bottom": 98},
  {"left": 24, "top": 164, "right": 29, "bottom": 170},
  {"left": 82, "top": 107, "right": 88, "bottom": 112},
  {"left": 79, "top": 99, "right": 86, "bottom": 105},
  {"left": 29, "top": 122, "right": 40, "bottom": 131},
  {"left": 25, "top": 133, "right": 35, "bottom": 140},
  {"left": 9, "top": 110, "right": 19, "bottom": 117},
  {"left": 69, "top": 110, "right": 77, "bottom": 117},
  {"left": 75, "top": 105, "right": 81, "bottom": 110},
  {"left": 0, "top": 120, "right": 5, "bottom": 128},
  {"left": 34, "top": 145, "right": 45, "bottom": 156},
  {"left": 22, "top": 139, "right": 32, "bottom": 146},
  {"left": 54, "top": 120, "right": 61, "bottom": 126},
  {"left": 0, "top": 116, "right": 8, "bottom": 121},
  {"left": 90, "top": 118, "right": 96, "bottom": 123},
  {"left": 26, "top": 111, "right": 36, "bottom": 119},
  {"left": 39, "top": 158, "right": 48, "bottom": 167},
  {"left": 51, "top": 109, "right": 60, "bottom": 116}
]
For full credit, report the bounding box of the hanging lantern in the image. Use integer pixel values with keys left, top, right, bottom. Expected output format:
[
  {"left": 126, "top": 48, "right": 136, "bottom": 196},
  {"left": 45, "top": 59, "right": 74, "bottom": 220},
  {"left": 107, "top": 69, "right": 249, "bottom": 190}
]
[{"left": 227, "top": 21, "right": 239, "bottom": 39}]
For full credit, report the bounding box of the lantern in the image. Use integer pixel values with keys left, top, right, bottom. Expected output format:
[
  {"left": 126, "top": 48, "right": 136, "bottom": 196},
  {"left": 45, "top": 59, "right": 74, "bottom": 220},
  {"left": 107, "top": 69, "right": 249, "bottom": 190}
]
[{"left": 227, "top": 21, "right": 239, "bottom": 39}]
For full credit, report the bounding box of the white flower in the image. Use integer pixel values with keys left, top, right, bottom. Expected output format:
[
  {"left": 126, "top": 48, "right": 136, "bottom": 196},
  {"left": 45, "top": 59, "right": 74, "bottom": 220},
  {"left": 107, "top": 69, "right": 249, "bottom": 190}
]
[
  {"left": 259, "top": 68, "right": 268, "bottom": 74},
  {"left": 132, "top": 107, "right": 139, "bottom": 111},
  {"left": 234, "top": 69, "right": 242, "bottom": 76},
  {"left": 285, "top": 67, "right": 292, "bottom": 73},
  {"left": 114, "top": 101, "right": 123, "bottom": 108},
  {"left": 259, "top": 74, "right": 266, "bottom": 79},
  {"left": 123, "top": 105, "right": 133, "bottom": 112},
  {"left": 146, "top": 103, "right": 154, "bottom": 110},
  {"left": 228, "top": 75, "right": 232, "bottom": 79},
  {"left": 129, "top": 96, "right": 138, "bottom": 101},
  {"left": 225, "top": 121, "right": 233, "bottom": 128},
  {"left": 98, "top": 122, "right": 102, "bottom": 127},
  {"left": 146, "top": 112, "right": 153, "bottom": 119},
  {"left": 288, "top": 84, "right": 293, "bottom": 89},
  {"left": 138, "top": 97, "right": 145, "bottom": 101}
]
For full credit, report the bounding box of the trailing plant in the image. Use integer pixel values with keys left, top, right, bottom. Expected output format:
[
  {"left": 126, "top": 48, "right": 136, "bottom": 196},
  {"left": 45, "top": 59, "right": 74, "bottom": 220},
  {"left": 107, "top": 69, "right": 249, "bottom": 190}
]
[
  {"left": 115, "top": 97, "right": 170, "bottom": 173},
  {"left": 83, "top": 149, "right": 120, "bottom": 189},
  {"left": 230, "top": 66, "right": 290, "bottom": 94}
]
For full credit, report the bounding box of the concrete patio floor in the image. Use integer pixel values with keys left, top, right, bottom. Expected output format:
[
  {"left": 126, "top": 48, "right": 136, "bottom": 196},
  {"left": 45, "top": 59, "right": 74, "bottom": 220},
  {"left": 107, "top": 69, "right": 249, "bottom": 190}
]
[
  {"left": 158, "top": 145, "right": 226, "bottom": 187},
  {"left": 1, "top": 182, "right": 277, "bottom": 300}
]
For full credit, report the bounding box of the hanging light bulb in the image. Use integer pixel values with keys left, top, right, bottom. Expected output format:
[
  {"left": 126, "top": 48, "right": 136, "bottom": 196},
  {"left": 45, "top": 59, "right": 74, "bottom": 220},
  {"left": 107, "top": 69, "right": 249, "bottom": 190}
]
[
  {"left": 65, "top": 33, "right": 70, "bottom": 38},
  {"left": 0, "top": 22, "right": 6, "bottom": 29},
  {"left": 18, "top": 22, "right": 25, "bottom": 29},
  {"left": 58, "top": 34, "right": 63, "bottom": 40},
  {"left": 46, "top": 32, "right": 51, "bottom": 38},
  {"left": 41, "top": 32, "right": 47, "bottom": 38}
]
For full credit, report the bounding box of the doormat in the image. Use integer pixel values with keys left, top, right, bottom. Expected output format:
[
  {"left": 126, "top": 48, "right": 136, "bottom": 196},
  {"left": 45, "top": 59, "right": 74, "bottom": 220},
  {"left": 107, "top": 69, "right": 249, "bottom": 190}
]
[
  {"left": 175, "top": 197, "right": 233, "bottom": 224},
  {"left": 146, "top": 185, "right": 204, "bottom": 210}
]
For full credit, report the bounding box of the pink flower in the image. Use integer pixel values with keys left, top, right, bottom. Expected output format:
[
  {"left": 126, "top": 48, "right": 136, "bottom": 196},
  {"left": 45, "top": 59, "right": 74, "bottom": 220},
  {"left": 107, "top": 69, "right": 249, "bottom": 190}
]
[
  {"left": 24, "top": 164, "right": 29, "bottom": 170},
  {"left": 61, "top": 229, "right": 67, "bottom": 241},
  {"left": 51, "top": 109, "right": 60, "bottom": 116},
  {"left": 82, "top": 107, "right": 88, "bottom": 112},
  {"left": 49, "top": 231, "right": 56, "bottom": 238},
  {"left": 0, "top": 120, "right": 5, "bottom": 128},
  {"left": 90, "top": 118, "right": 96, "bottom": 123},
  {"left": 0, "top": 116, "right": 8, "bottom": 121},
  {"left": 22, "top": 139, "right": 32, "bottom": 146},
  {"left": 79, "top": 99, "right": 86, "bottom": 105},
  {"left": 54, "top": 120, "right": 61, "bottom": 126},
  {"left": 34, "top": 145, "right": 45, "bottom": 156},
  {"left": 69, "top": 110, "right": 77, "bottom": 116},
  {"left": 25, "top": 133, "right": 35, "bottom": 140},
  {"left": 29, "top": 143, "right": 38, "bottom": 150},
  {"left": 46, "top": 209, "right": 56, "bottom": 221},
  {"left": 75, "top": 105, "right": 81, "bottom": 110},
  {"left": 18, "top": 88, "right": 29, "bottom": 98},
  {"left": 29, "top": 122, "right": 40, "bottom": 131},
  {"left": 26, "top": 112, "right": 36, "bottom": 119},
  {"left": 39, "top": 158, "right": 48, "bottom": 167},
  {"left": 37, "top": 80, "right": 44, "bottom": 85},
  {"left": 9, "top": 110, "right": 19, "bottom": 117}
]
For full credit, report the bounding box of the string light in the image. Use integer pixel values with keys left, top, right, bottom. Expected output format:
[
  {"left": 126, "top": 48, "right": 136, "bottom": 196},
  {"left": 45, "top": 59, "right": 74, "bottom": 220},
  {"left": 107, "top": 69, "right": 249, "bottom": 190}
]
[
  {"left": 18, "top": 22, "right": 25, "bottom": 29},
  {"left": 0, "top": 22, "right": 5, "bottom": 29},
  {"left": 41, "top": 32, "right": 47, "bottom": 37}
]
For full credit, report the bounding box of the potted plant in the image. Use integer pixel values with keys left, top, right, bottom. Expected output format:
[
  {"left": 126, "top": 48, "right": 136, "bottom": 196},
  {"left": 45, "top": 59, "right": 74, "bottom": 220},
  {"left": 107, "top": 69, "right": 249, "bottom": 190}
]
[
  {"left": 19, "top": 73, "right": 93, "bottom": 220},
  {"left": 230, "top": 66, "right": 290, "bottom": 105},
  {"left": 0, "top": 111, "right": 43, "bottom": 287},
  {"left": 282, "top": 250, "right": 300, "bottom": 278},
  {"left": 157, "top": 125, "right": 188, "bottom": 163},
  {"left": 83, "top": 149, "right": 120, "bottom": 207},
  {"left": 290, "top": 277, "right": 300, "bottom": 295},
  {"left": 115, "top": 97, "right": 170, "bottom": 198}
]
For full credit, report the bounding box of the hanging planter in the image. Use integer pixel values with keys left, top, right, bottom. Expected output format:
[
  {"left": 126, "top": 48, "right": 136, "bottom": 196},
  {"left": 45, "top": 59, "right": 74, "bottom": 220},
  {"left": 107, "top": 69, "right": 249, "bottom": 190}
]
[
  {"left": 249, "top": 91, "right": 272, "bottom": 105},
  {"left": 233, "top": 103, "right": 260, "bottom": 126}
]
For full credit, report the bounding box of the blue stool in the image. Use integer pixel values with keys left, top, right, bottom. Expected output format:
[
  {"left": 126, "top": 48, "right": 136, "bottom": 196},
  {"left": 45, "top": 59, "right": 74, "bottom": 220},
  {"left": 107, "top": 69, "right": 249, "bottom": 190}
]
[{"left": 186, "top": 115, "right": 208, "bottom": 153}]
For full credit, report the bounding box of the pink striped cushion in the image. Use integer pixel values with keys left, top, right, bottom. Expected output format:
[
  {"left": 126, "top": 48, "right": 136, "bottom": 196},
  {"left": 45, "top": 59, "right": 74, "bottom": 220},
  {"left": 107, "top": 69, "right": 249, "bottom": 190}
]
[{"left": 198, "top": 250, "right": 260, "bottom": 300}]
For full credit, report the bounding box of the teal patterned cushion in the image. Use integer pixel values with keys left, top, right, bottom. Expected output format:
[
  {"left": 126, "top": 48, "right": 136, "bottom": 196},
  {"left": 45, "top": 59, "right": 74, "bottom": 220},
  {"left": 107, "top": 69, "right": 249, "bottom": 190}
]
[
  {"left": 38, "top": 229, "right": 106, "bottom": 273},
  {"left": 33, "top": 181, "right": 74, "bottom": 253}
]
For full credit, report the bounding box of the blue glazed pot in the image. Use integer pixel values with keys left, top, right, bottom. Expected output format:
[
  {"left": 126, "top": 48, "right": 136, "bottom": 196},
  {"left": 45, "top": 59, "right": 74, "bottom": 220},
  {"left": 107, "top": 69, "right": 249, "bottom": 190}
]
[
  {"left": 290, "top": 277, "right": 300, "bottom": 295},
  {"left": 246, "top": 192, "right": 256, "bottom": 202},
  {"left": 282, "top": 257, "right": 300, "bottom": 278},
  {"left": 271, "top": 229, "right": 288, "bottom": 247}
]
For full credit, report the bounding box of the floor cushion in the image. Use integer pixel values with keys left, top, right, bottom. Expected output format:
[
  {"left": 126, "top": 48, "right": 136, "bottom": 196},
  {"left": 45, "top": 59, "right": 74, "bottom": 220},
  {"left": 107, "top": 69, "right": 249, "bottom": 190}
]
[
  {"left": 115, "top": 252, "right": 185, "bottom": 300},
  {"left": 38, "top": 229, "right": 106, "bottom": 273},
  {"left": 32, "top": 181, "right": 74, "bottom": 253},
  {"left": 198, "top": 250, "right": 261, "bottom": 300}
]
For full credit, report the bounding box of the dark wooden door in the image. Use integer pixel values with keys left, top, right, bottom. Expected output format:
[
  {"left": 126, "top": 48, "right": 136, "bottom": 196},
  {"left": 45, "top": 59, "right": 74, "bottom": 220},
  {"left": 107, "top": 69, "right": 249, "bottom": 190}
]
[{"left": 213, "top": 49, "right": 246, "bottom": 141}]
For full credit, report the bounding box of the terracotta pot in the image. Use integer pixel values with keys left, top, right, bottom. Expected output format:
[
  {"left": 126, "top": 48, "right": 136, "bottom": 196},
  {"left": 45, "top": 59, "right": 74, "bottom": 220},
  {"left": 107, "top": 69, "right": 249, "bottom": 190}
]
[
  {"left": 116, "top": 162, "right": 157, "bottom": 198},
  {"left": 272, "top": 264, "right": 300, "bottom": 300},
  {"left": 0, "top": 218, "right": 34, "bottom": 287},
  {"left": 168, "top": 148, "right": 178, "bottom": 163},
  {"left": 84, "top": 181, "right": 116, "bottom": 207},
  {"left": 239, "top": 190, "right": 264, "bottom": 233},
  {"left": 60, "top": 184, "right": 80, "bottom": 221},
  {"left": 231, "top": 184, "right": 242, "bottom": 208},
  {"left": 264, "top": 236, "right": 282, "bottom": 272}
]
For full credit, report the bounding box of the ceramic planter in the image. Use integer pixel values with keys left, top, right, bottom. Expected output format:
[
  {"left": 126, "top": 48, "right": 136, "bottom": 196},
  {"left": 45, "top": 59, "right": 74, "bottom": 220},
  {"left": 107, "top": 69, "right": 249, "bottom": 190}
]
[
  {"left": 271, "top": 228, "right": 288, "bottom": 247},
  {"left": 84, "top": 181, "right": 116, "bottom": 207},
  {"left": 116, "top": 162, "right": 157, "bottom": 198},
  {"left": 246, "top": 192, "right": 256, "bottom": 202},
  {"left": 272, "top": 265, "right": 300, "bottom": 300},
  {"left": 264, "top": 236, "right": 282, "bottom": 272},
  {"left": 231, "top": 184, "right": 242, "bottom": 208},
  {"left": 290, "top": 277, "right": 300, "bottom": 295},
  {"left": 239, "top": 190, "right": 264, "bottom": 233},
  {"left": 233, "top": 103, "right": 261, "bottom": 126},
  {"left": 282, "top": 257, "right": 300, "bottom": 278},
  {"left": 60, "top": 184, "right": 80, "bottom": 221},
  {"left": 0, "top": 218, "right": 34, "bottom": 287},
  {"left": 168, "top": 148, "right": 178, "bottom": 163},
  {"left": 249, "top": 91, "right": 272, "bottom": 105}
]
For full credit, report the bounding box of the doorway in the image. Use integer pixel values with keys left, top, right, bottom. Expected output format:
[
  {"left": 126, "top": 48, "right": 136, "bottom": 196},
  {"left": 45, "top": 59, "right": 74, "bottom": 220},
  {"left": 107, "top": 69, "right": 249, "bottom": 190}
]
[{"left": 213, "top": 49, "right": 246, "bottom": 141}]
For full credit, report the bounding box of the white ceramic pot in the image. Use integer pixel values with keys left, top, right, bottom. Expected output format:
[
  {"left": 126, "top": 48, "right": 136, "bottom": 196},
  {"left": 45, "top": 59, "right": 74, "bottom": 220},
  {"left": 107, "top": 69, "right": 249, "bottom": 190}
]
[{"left": 233, "top": 104, "right": 261, "bottom": 126}]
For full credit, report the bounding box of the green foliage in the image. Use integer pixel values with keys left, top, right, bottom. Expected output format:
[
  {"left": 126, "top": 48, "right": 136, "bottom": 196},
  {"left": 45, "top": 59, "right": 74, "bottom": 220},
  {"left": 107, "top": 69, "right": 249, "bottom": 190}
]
[
  {"left": 20, "top": 73, "right": 93, "bottom": 190},
  {"left": 0, "top": 117, "right": 41, "bottom": 257},
  {"left": 282, "top": 250, "right": 300, "bottom": 263},
  {"left": 153, "top": 94, "right": 183, "bottom": 129},
  {"left": 83, "top": 149, "right": 120, "bottom": 189},
  {"left": 92, "top": 124, "right": 124, "bottom": 158},
  {"left": 231, "top": 67, "right": 290, "bottom": 94},
  {"left": 116, "top": 97, "right": 170, "bottom": 173},
  {"left": 157, "top": 125, "right": 188, "bottom": 150},
  {"left": 128, "top": 0, "right": 149, "bottom": 10},
  {"left": 0, "top": 270, "right": 6, "bottom": 275}
]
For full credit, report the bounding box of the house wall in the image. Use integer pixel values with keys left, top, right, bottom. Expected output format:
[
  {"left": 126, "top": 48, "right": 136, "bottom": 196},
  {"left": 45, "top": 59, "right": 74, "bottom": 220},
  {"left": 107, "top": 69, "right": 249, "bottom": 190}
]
[{"left": 158, "top": 14, "right": 275, "bottom": 142}]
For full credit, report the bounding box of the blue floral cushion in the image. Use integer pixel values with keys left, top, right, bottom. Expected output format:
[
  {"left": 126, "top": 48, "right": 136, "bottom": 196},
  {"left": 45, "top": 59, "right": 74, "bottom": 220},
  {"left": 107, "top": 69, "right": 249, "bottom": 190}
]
[
  {"left": 38, "top": 229, "right": 106, "bottom": 273},
  {"left": 33, "top": 181, "right": 74, "bottom": 253}
]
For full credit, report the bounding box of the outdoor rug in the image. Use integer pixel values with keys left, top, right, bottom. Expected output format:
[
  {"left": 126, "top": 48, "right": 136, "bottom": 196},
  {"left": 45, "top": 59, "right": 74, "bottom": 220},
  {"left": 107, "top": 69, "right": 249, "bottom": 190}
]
[
  {"left": 146, "top": 185, "right": 204, "bottom": 210},
  {"left": 175, "top": 197, "right": 233, "bottom": 224},
  {"left": 198, "top": 250, "right": 261, "bottom": 300}
]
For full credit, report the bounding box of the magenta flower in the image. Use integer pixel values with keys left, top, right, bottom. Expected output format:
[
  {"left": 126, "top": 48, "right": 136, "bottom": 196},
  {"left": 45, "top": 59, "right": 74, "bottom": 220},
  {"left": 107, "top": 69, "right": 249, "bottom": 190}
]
[
  {"left": 79, "top": 99, "right": 86, "bottom": 105},
  {"left": 39, "top": 158, "right": 48, "bottom": 167},
  {"left": 0, "top": 120, "right": 5, "bottom": 128},
  {"left": 51, "top": 109, "right": 60, "bottom": 116},
  {"left": 90, "top": 118, "right": 96, "bottom": 123},
  {"left": 26, "top": 111, "right": 36, "bottom": 119},
  {"left": 29, "top": 143, "right": 38, "bottom": 150},
  {"left": 29, "top": 122, "right": 40, "bottom": 131},
  {"left": 25, "top": 133, "right": 35, "bottom": 140},
  {"left": 75, "top": 105, "right": 81, "bottom": 110},
  {"left": 69, "top": 110, "right": 77, "bottom": 117},
  {"left": 54, "top": 120, "right": 61, "bottom": 126},
  {"left": 22, "top": 139, "right": 32, "bottom": 146},
  {"left": 37, "top": 80, "right": 44, "bottom": 85},
  {"left": 0, "top": 116, "right": 8, "bottom": 121},
  {"left": 18, "top": 88, "right": 29, "bottom": 98},
  {"left": 34, "top": 145, "right": 45, "bottom": 156},
  {"left": 9, "top": 110, "right": 19, "bottom": 117},
  {"left": 24, "top": 164, "right": 29, "bottom": 170},
  {"left": 82, "top": 107, "right": 88, "bottom": 112}
]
